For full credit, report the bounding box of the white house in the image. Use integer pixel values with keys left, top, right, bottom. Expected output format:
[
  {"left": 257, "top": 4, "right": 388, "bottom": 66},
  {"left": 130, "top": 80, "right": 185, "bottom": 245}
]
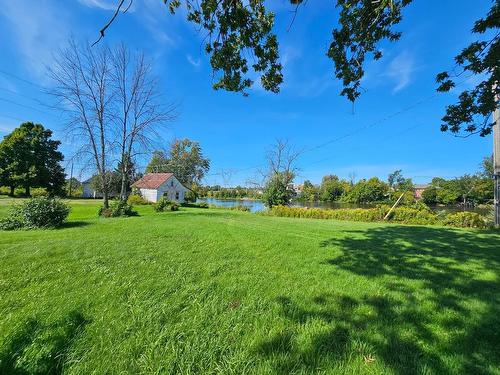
[
  {"left": 132, "top": 173, "right": 189, "bottom": 203},
  {"left": 81, "top": 178, "right": 102, "bottom": 198}
]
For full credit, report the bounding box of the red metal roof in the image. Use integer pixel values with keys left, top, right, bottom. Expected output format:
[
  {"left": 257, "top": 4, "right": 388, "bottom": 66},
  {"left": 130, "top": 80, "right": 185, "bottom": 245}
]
[{"left": 132, "top": 173, "right": 173, "bottom": 189}]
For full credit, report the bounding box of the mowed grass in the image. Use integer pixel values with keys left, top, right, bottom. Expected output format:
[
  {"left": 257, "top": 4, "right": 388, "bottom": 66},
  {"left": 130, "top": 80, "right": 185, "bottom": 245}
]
[{"left": 1, "top": 199, "right": 500, "bottom": 374}]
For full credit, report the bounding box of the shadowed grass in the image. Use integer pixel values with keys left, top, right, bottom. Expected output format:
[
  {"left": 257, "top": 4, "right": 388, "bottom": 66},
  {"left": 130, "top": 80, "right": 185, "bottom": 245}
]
[{"left": 0, "top": 199, "right": 499, "bottom": 374}]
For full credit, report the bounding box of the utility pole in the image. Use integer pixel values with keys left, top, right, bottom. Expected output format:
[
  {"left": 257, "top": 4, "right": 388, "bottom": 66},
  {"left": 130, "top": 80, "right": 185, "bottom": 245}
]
[
  {"left": 68, "top": 162, "right": 74, "bottom": 198},
  {"left": 494, "top": 89, "right": 500, "bottom": 226}
]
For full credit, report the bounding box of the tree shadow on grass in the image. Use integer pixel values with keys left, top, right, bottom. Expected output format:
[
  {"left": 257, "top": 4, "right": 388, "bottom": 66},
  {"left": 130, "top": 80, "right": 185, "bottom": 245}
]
[
  {"left": 321, "top": 225, "right": 500, "bottom": 374},
  {"left": 256, "top": 226, "right": 500, "bottom": 374},
  {"left": 0, "top": 310, "right": 90, "bottom": 374}
]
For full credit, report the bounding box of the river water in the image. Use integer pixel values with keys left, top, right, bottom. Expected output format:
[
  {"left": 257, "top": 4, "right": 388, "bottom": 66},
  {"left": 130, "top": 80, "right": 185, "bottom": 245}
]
[{"left": 197, "top": 198, "right": 491, "bottom": 215}]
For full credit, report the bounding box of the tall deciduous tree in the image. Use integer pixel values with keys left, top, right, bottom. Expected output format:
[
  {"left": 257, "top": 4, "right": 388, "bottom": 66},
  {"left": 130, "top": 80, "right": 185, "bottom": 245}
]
[
  {"left": 50, "top": 40, "right": 176, "bottom": 207},
  {"left": 50, "top": 40, "right": 114, "bottom": 208},
  {"left": 262, "top": 139, "right": 300, "bottom": 207},
  {"left": 320, "top": 174, "right": 350, "bottom": 202},
  {"left": 0, "top": 122, "right": 65, "bottom": 196},
  {"left": 145, "top": 139, "right": 210, "bottom": 185}
]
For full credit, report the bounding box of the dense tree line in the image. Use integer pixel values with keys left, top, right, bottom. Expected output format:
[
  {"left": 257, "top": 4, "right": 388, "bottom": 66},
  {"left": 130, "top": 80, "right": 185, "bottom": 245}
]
[
  {"left": 421, "top": 157, "right": 493, "bottom": 206},
  {"left": 200, "top": 186, "right": 262, "bottom": 200},
  {"left": 298, "top": 176, "right": 393, "bottom": 205}
]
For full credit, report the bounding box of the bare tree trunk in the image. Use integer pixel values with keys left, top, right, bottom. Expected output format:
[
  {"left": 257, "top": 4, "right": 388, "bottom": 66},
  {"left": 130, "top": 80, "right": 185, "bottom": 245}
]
[
  {"left": 49, "top": 40, "right": 177, "bottom": 210},
  {"left": 49, "top": 40, "right": 112, "bottom": 211}
]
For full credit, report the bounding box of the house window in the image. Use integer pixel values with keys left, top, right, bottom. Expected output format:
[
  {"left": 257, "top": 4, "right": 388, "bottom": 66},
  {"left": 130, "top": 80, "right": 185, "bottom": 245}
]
[
  {"left": 175, "top": 192, "right": 179, "bottom": 200},
  {"left": 171, "top": 180, "right": 174, "bottom": 187}
]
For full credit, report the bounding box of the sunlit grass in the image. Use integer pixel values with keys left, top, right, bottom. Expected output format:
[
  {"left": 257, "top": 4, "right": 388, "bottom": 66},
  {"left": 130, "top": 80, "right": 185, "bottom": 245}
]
[{"left": 0, "top": 200, "right": 499, "bottom": 374}]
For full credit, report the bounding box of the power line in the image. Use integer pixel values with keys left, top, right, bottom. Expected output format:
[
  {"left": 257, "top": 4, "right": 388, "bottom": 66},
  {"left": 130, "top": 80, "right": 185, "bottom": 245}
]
[
  {"left": 0, "top": 97, "right": 55, "bottom": 117},
  {"left": 0, "top": 113, "right": 27, "bottom": 123},
  {"left": 0, "top": 69, "right": 47, "bottom": 90}
]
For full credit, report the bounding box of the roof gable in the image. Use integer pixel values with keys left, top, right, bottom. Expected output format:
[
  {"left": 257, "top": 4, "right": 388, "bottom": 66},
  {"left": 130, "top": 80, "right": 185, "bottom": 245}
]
[{"left": 132, "top": 173, "right": 173, "bottom": 189}]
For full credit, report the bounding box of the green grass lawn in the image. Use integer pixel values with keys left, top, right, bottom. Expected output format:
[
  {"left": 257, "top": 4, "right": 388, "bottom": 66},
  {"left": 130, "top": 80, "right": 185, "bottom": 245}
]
[{"left": 1, "top": 199, "right": 499, "bottom": 374}]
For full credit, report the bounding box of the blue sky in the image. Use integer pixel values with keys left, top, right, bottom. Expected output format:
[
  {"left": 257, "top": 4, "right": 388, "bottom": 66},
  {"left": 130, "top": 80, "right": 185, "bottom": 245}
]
[{"left": 0, "top": 0, "right": 494, "bottom": 186}]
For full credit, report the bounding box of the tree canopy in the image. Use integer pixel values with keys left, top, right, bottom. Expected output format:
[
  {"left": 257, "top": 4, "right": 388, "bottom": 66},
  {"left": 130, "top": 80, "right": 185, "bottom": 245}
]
[
  {"left": 0, "top": 122, "right": 65, "bottom": 196},
  {"left": 145, "top": 139, "right": 210, "bottom": 185},
  {"left": 97, "top": 0, "right": 498, "bottom": 137}
]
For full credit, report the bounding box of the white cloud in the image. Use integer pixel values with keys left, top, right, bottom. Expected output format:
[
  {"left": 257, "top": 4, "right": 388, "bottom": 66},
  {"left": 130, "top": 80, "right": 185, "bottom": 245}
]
[
  {"left": 0, "top": 0, "right": 71, "bottom": 81},
  {"left": 78, "top": 0, "right": 127, "bottom": 11},
  {"left": 384, "top": 51, "right": 418, "bottom": 93},
  {"left": 138, "top": 0, "right": 178, "bottom": 46},
  {"left": 186, "top": 54, "right": 201, "bottom": 68}
]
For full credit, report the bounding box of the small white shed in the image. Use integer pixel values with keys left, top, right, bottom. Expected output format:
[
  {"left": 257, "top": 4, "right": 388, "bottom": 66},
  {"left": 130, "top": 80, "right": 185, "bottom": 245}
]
[
  {"left": 131, "top": 173, "right": 190, "bottom": 203},
  {"left": 81, "top": 178, "right": 103, "bottom": 198}
]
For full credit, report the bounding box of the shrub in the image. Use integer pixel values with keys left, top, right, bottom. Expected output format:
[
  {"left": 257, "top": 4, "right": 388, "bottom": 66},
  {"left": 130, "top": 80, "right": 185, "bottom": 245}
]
[
  {"left": 30, "top": 188, "right": 49, "bottom": 197},
  {"left": 389, "top": 206, "right": 437, "bottom": 225},
  {"left": 0, "top": 197, "right": 70, "bottom": 230},
  {"left": 264, "top": 204, "right": 437, "bottom": 225},
  {"left": 127, "top": 194, "right": 150, "bottom": 205},
  {"left": 443, "top": 211, "right": 488, "bottom": 228},
  {"left": 98, "top": 199, "right": 138, "bottom": 218},
  {"left": 263, "top": 205, "right": 386, "bottom": 222},
  {"left": 0, "top": 186, "right": 11, "bottom": 195},
  {"left": 262, "top": 204, "right": 490, "bottom": 228},
  {"left": 154, "top": 197, "right": 180, "bottom": 212},
  {"left": 185, "top": 190, "right": 197, "bottom": 203}
]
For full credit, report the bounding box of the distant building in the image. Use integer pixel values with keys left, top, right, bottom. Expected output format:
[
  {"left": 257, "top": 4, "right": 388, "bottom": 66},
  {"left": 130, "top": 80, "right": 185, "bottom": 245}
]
[
  {"left": 132, "top": 173, "right": 189, "bottom": 203},
  {"left": 81, "top": 178, "right": 102, "bottom": 198},
  {"left": 292, "top": 183, "right": 304, "bottom": 195},
  {"left": 413, "top": 184, "right": 430, "bottom": 200},
  {"left": 81, "top": 177, "right": 119, "bottom": 199}
]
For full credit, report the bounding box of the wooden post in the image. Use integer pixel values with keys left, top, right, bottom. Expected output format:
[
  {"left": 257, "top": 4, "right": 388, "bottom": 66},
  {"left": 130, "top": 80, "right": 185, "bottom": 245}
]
[
  {"left": 493, "top": 89, "right": 500, "bottom": 226},
  {"left": 68, "top": 162, "right": 74, "bottom": 197},
  {"left": 384, "top": 192, "right": 405, "bottom": 221}
]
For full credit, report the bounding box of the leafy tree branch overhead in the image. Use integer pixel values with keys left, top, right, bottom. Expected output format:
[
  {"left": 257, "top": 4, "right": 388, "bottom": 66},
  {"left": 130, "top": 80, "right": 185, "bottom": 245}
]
[{"left": 95, "top": 0, "right": 499, "bottom": 137}]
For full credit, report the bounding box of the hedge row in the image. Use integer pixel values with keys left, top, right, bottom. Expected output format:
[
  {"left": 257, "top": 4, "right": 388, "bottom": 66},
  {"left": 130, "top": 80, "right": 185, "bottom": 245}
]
[{"left": 261, "top": 205, "right": 489, "bottom": 228}]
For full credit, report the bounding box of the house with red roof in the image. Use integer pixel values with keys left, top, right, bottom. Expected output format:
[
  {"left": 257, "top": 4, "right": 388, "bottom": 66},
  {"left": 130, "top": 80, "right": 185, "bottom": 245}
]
[{"left": 131, "top": 173, "right": 190, "bottom": 203}]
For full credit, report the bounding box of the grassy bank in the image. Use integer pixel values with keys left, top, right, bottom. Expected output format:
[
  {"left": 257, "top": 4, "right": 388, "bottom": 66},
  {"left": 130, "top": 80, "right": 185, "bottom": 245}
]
[{"left": 1, "top": 200, "right": 500, "bottom": 373}]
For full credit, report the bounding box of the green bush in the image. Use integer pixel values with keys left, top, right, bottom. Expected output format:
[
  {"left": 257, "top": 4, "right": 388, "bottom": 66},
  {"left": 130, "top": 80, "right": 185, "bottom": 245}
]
[
  {"left": 263, "top": 205, "right": 490, "bottom": 228},
  {"left": 30, "top": 188, "right": 49, "bottom": 197},
  {"left": 154, "top": 197, "right": 179, "bottom": 212},
  {"left": 0, "top": 197, "right": 70, "bottom": 230},
  {"left": 389, "top": 206, "right": 437, "bottom": 225},
  {"left": 0, "top": 186, "right": 11, "bottom": 195},
  {"left": 127, "top": 194, "right": 150, "bottom": 205},
  {"left": 185, "top": 190, "right": 197, "bottom": 203},
  {"left": 443, "top": 211, "right": 488, "bottom": 228},
  {"left": 263, "top": 205, "right": 386, "bottom": 222},
  {"left": 98, "top": 200, "right": 138, "bottom": 218}
]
